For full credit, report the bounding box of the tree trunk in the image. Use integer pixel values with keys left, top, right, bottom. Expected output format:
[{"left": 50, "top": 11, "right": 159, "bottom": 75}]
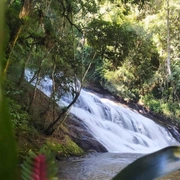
[
  {"left": 28, "top": 46, "right": 54, "bottom": 110},
  {"left": 51, "top": 58, "right": 56, "bottom": 122},
  {"left": 4, "top": 0, "right": 32, "bottom": 77},
  {"left": 28, "top": 61, "right": 43, "bottom": 111},
  {"left": 3, "top": 26, "right": 23, "bottom": 77},
  {"left": 44, "top": 89, "right": 81, "bottom": 135},
  {"left": 18, "top": 45, "right": 33, "bottom": 85},
  {"left": 19, "top": 0, "right": 32, "bottom": 19},
  {"left": 166, "top": 0, "right": 171, "bottom": 76}
]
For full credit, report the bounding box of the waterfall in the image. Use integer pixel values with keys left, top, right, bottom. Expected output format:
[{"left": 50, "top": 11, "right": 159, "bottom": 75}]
[{"left": 25, "top": 69, "right": 179, "bottom": 153}]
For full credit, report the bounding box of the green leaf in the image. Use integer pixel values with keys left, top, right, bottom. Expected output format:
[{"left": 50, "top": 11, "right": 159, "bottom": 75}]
[{"left": 0, "top": 2, "right": 18, "bottom": 179}]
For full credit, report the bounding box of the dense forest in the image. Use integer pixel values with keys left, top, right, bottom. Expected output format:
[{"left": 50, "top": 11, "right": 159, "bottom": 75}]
[{"left": 1, "top": 0, "right": 180, "bottom": 179}]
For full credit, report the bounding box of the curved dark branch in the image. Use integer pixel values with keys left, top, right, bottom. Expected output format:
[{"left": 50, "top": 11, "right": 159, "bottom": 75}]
[{"left": 60, "top": 0, "right": 83, "bottom": 33}]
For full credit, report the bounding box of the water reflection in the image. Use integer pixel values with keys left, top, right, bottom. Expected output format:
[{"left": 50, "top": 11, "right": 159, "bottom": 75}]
[
  {"left": 58, "top": 152, "right": 180, "bottom": 180},
  {"left": 58, "top": 153, "right": 142, "bottom": 180}
]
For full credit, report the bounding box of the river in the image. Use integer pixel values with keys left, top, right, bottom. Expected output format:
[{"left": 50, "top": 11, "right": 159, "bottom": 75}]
[{"left": 57, "top": 152, "right": 180, "bottom": 180}]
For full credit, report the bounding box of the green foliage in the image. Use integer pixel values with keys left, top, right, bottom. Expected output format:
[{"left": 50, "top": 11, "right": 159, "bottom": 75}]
[
  {"left": 87, "top": 20, "right": 137, "bottom": 67},
  {"left": 142, "top": 0, "right": 180, "bottom": 104},
  {"left": 102, "top": 64, "right": 139, "bottom": 100},
  {"left": 7, "top": 97, "right": 29, "bottom": 128},
  {"left": 5, "top": 0, "right": 22, "bottom": 38},
  {"left": 86, "top": 17, "right": 159, "bottom": 101},
  {"left": 142, "top": 94, "right": 162, "bottom": 113},
  {"left": 142, "top": 93, "right": 180, "bottom": 119},
  {"left": 4, "top": 79, "right": 30, "bottom": 129}
]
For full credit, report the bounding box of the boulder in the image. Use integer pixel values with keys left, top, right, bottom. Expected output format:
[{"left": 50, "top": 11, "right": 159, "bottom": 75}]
[{"left": 66, "top": 115, "right": 108, "bottom": 152}]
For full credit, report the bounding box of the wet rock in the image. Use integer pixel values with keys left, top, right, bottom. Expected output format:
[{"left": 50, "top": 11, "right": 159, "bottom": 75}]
[
  {"left": 66, "top": 115, "right": 108, "bottom": 152},
  {"left": 167, "top": 125, "right": 180, "bottom": 142}
]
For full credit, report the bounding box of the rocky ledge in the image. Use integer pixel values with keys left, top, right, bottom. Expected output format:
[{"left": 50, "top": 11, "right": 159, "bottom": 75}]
[{"left": 65, "top": 115, "right": 108, "bottom": 152}]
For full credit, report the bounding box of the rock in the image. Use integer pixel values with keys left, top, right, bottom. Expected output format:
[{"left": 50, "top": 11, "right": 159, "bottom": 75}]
[
  {"left": 66, "top": 115, "right": 108, "bottom": 152},
  {"left": 74, "top": 138, "right": 108, "bottom": 152},
  {"left": 167, "top": 125, "right": 180, "bottom": 142}
]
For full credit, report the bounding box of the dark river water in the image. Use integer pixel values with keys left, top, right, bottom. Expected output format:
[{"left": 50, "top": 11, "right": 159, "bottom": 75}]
[{"left": 57, "top": 152, "right": 180, "bottom": 180}]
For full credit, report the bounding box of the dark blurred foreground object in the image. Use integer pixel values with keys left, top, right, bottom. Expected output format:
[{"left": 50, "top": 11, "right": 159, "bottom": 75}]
[
  {"left": 112, "top": 146, "right": 180, "bottom": 180},
  {"left": 0, "top": 1, "right": 19, "bottom": 180}
]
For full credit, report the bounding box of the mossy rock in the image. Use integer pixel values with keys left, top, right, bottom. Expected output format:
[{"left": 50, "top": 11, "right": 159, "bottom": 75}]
[{"left": 46, "top": 135, "right": 84, "bottom": 158}]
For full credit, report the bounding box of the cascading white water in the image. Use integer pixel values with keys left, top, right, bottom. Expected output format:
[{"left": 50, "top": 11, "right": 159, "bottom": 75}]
[
  {"left": 25, "top": 69, "right": 179, "bottom": 153},
  {"left": 61, "top": 90, "right": 178, "bottom": 153}
]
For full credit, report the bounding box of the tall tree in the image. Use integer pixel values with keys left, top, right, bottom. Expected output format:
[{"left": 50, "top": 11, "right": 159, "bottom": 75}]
[{"left": 166, "top": 0, "right": 171, "bottom": 76}]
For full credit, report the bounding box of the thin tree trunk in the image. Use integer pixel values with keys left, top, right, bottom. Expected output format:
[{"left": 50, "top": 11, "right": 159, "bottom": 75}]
[
  {"left": 28, "top": 60, "right": 43, "bottom": 111},
  {"left": 44, "top": 89, "right": 81, "bottom": 135},
  {"left": 40, "top": 58, "right": 56, "bottom": 118},
  {"left": 28, "top": 46, "right": 54, "bottom": 110},
  {"left": 82, "top": 52, "right": 96, "bottom": 83},
  {"left": 18, "top": 45, "right": 33, "bottom": 85},
  {"left": 4, "top": 26, "right": 23, "bottom": 76},
  {"left": 51, "top": 58, "right": 56, "bottom": 122},
  {"left": 19, "top": 0, "right": 32, "bottom": 19},
  {"left": 166, "top": 0, "right": 171, "bottom": 76}
]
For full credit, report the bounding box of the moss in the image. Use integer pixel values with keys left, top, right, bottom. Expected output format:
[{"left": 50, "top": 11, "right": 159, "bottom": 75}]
[
  {"left": 46, "top": 136, "right": 84, "bottom": 157},
  {"left": 64, "top": 135, "right": 84, "bottom": 155}
]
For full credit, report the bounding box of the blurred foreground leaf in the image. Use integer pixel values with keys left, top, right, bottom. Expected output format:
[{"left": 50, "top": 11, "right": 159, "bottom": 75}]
[{"left": 0, "top": 1, "right": 18, "bottom": 180}]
